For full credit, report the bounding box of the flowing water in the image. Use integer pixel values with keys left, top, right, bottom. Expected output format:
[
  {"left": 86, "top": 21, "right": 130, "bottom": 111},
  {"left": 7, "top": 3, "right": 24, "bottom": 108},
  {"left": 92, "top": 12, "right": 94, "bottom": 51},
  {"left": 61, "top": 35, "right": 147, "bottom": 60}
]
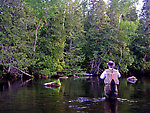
[{"left": 0, "top": 76, "right": 150, "bottom": 113}]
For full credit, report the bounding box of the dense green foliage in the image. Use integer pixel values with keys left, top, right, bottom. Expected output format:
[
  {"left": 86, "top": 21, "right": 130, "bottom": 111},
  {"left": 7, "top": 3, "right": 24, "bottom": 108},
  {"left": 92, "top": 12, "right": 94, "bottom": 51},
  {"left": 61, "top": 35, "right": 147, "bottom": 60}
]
[
  {"left": 0, "top": 1, "right": 35, "bottom": 71},
  {"left": 0, "top": 0, "right": 149, "bottom": 77}
]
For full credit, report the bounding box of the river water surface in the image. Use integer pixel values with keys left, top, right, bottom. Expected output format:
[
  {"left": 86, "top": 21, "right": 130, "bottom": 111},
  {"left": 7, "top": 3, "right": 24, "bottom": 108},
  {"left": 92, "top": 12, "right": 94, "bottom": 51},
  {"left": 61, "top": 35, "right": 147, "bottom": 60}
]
[{"left": 0, "top": 76, "right": 150, "bottom": 113}]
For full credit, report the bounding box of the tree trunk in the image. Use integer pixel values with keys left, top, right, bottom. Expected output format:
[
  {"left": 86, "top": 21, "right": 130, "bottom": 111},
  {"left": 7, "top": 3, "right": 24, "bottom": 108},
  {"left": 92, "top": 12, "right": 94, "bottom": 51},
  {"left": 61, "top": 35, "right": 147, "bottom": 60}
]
[
  {"left": 90, "top": 57, "right": 95, "bottom": 73},
  {"left": 118, "top": 14, "right": 122, "bottom": 29},
  {"left": 69, "top": 39, "right": 72, "bottom": 51},
  {"left": 63, "top": 7, "right": 66, "bottom": 30},
  {"left": 96, "top": 58, "right": 101, "bottom": 75},
  {"left": 144, "top": 53, "right": 147, "bottom": 61},
  {"left": 9, "top": 66, "right": 34, "bottom": 78},
  {"left": 33, "top": 17, "right": 41, "bottom": 52}
]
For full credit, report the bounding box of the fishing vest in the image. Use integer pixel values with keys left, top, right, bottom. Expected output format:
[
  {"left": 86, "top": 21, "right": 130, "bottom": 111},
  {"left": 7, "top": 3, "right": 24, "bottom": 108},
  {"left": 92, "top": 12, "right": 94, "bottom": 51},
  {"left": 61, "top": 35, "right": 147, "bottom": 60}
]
[{"left": 104, "top": 69, "right": 119, "bottom": 85}]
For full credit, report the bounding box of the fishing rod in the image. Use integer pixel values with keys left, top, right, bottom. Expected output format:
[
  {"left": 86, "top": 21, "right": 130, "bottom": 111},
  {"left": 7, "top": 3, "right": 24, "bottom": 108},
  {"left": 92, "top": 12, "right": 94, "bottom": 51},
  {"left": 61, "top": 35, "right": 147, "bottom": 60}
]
[{"left": 118, "top": 47, "right": 122, "bottom": 70}]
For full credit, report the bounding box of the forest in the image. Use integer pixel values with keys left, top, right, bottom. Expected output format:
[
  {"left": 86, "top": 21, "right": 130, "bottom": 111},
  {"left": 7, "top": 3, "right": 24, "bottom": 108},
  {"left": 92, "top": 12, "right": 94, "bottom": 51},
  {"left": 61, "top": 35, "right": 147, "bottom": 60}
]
[{"left": 0, "top": 0, "right": 149, "bottom": 79}]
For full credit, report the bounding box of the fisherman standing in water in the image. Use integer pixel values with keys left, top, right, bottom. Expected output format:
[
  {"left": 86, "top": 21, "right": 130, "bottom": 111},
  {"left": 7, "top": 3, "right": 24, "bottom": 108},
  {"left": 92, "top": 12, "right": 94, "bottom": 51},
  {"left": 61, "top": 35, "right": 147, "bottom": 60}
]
[{"left": 100, "top": 61, "right": 121, "bottom": 99}]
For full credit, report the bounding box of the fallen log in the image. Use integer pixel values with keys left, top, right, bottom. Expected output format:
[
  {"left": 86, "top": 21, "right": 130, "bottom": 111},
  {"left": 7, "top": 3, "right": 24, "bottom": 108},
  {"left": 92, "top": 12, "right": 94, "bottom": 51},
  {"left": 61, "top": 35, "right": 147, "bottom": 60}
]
[{"left": 9, "top": 66, "right": 34, "bottom": 78}]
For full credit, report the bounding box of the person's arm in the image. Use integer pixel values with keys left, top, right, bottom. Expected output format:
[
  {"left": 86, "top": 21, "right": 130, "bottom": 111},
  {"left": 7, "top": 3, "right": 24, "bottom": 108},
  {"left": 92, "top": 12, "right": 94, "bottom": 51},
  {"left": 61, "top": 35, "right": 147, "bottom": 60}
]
[
  {"left": 117, "top": 70, "right": 121, "bottom": 78},
  {"left": 100, "top": 71, "right": 106, "bottom": 79}
]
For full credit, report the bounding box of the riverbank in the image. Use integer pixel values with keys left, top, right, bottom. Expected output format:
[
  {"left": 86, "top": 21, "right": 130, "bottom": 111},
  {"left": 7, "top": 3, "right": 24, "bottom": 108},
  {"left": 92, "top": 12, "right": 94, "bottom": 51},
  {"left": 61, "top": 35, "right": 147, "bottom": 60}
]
[{"left": 0, "top": 67, "right": 149, "bottom": 81}]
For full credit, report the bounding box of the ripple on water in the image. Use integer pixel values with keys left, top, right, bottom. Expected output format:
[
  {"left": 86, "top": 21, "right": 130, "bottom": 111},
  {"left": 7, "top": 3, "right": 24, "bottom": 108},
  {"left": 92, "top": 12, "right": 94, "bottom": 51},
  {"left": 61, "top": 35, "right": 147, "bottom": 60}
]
[
  {"left": 68, "top": 97, "right": 106, "bottom": 103},
  {"left": 68, "top": 97, "right": 137, "bottom": 104},
  {"left": 117, "top": 98, "right": 138, "bottom": 103}
]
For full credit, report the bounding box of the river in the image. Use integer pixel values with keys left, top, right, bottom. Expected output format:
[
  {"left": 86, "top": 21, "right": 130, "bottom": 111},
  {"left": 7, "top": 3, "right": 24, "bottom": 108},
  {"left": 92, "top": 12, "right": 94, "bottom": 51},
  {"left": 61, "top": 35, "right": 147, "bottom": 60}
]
[{"left": 0, "top": 76, "right": 150, "bottom": 113}]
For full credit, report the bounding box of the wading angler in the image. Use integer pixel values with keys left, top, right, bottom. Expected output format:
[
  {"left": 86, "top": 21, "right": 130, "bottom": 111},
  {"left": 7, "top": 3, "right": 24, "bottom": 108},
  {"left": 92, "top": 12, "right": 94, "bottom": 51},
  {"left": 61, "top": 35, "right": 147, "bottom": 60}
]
[{"left": 100, "top": 61, "right": 121, "bottom": 100}]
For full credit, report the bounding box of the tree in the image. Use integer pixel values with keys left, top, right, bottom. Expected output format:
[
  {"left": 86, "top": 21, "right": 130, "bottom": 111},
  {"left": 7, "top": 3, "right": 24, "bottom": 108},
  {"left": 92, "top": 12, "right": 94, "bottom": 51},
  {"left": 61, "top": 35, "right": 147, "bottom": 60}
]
[
  {"left": 140, "top": 0, "right": 150, "bottom": 32},
  {"left": 104, "top": 0, "right": 138, "bottom": 72},
  {"left": 82, "top": 0, "right": 139, "bottom": 74},
  {"left": 63, "top": 0, "right": 85, "bottom": 74},
  {"left": 35, "top": 3, "right": 66, "bottom": 75},
  {"left": 0, "top": 0, "right": 35, "bottom": 76},
  {"left": 129, "top": 0, "right": 150, "bottom": 72},
  {"left": 83, "top": 0, "right": 111, "bottom": 74},
  {"left": 24, "top": 0, "right": 62, "bottom": 52}
]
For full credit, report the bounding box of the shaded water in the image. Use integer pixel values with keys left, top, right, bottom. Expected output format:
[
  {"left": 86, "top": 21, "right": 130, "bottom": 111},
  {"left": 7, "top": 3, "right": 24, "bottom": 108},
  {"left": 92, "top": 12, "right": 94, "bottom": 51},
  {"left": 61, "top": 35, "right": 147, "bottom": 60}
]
[{"left": 0, "top": 76, "right": 150, "bottom": 113}]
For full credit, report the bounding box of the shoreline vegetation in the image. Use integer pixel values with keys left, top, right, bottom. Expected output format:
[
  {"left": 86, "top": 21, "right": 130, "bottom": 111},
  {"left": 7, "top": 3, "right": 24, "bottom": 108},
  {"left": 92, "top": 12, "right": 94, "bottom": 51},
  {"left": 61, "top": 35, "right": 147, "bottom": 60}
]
[
  {"left": 0, "top": 65, "right": 149, "bottom": 80},
  {"left": 0, "top": 0, "right": 149, "bottom": 80}
]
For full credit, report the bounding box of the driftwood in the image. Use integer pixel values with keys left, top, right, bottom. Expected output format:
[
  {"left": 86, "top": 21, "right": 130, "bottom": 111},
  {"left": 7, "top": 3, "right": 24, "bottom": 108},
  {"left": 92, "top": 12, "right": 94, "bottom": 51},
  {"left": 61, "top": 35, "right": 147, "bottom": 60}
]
[{"left": 9, "top": 66, "right": 34, "bottom": 78}]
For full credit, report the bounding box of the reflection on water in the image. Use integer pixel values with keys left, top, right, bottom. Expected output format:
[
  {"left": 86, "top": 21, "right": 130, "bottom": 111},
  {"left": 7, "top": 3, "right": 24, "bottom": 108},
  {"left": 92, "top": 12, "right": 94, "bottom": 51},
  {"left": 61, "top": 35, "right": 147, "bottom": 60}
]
[
  {"left": 104, "top": 99, "right": 118, "bottom": 113},
  {"left": 0, "top": 76, "right": 150, "bottom": 113},
  {"left": 0, "top": 79, "right": 32, "bottom": 92},
  {"left": 65, "top": 97, "right": 138, "bottom": 113}
]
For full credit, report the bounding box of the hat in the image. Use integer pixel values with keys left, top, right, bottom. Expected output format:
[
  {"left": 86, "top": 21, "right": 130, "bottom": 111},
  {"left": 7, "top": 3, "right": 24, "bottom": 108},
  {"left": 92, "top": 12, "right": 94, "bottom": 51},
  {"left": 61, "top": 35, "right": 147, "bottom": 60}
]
[{"left": 107, "top": 61, "right": 115, "bottom": 68}]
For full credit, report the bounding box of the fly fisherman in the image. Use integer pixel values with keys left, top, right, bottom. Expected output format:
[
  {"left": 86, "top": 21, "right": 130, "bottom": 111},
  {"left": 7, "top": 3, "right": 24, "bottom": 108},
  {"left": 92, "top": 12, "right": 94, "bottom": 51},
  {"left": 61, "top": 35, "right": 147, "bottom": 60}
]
[{"left": 100, "top": 61, "right": 121, "bottom": 98}]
